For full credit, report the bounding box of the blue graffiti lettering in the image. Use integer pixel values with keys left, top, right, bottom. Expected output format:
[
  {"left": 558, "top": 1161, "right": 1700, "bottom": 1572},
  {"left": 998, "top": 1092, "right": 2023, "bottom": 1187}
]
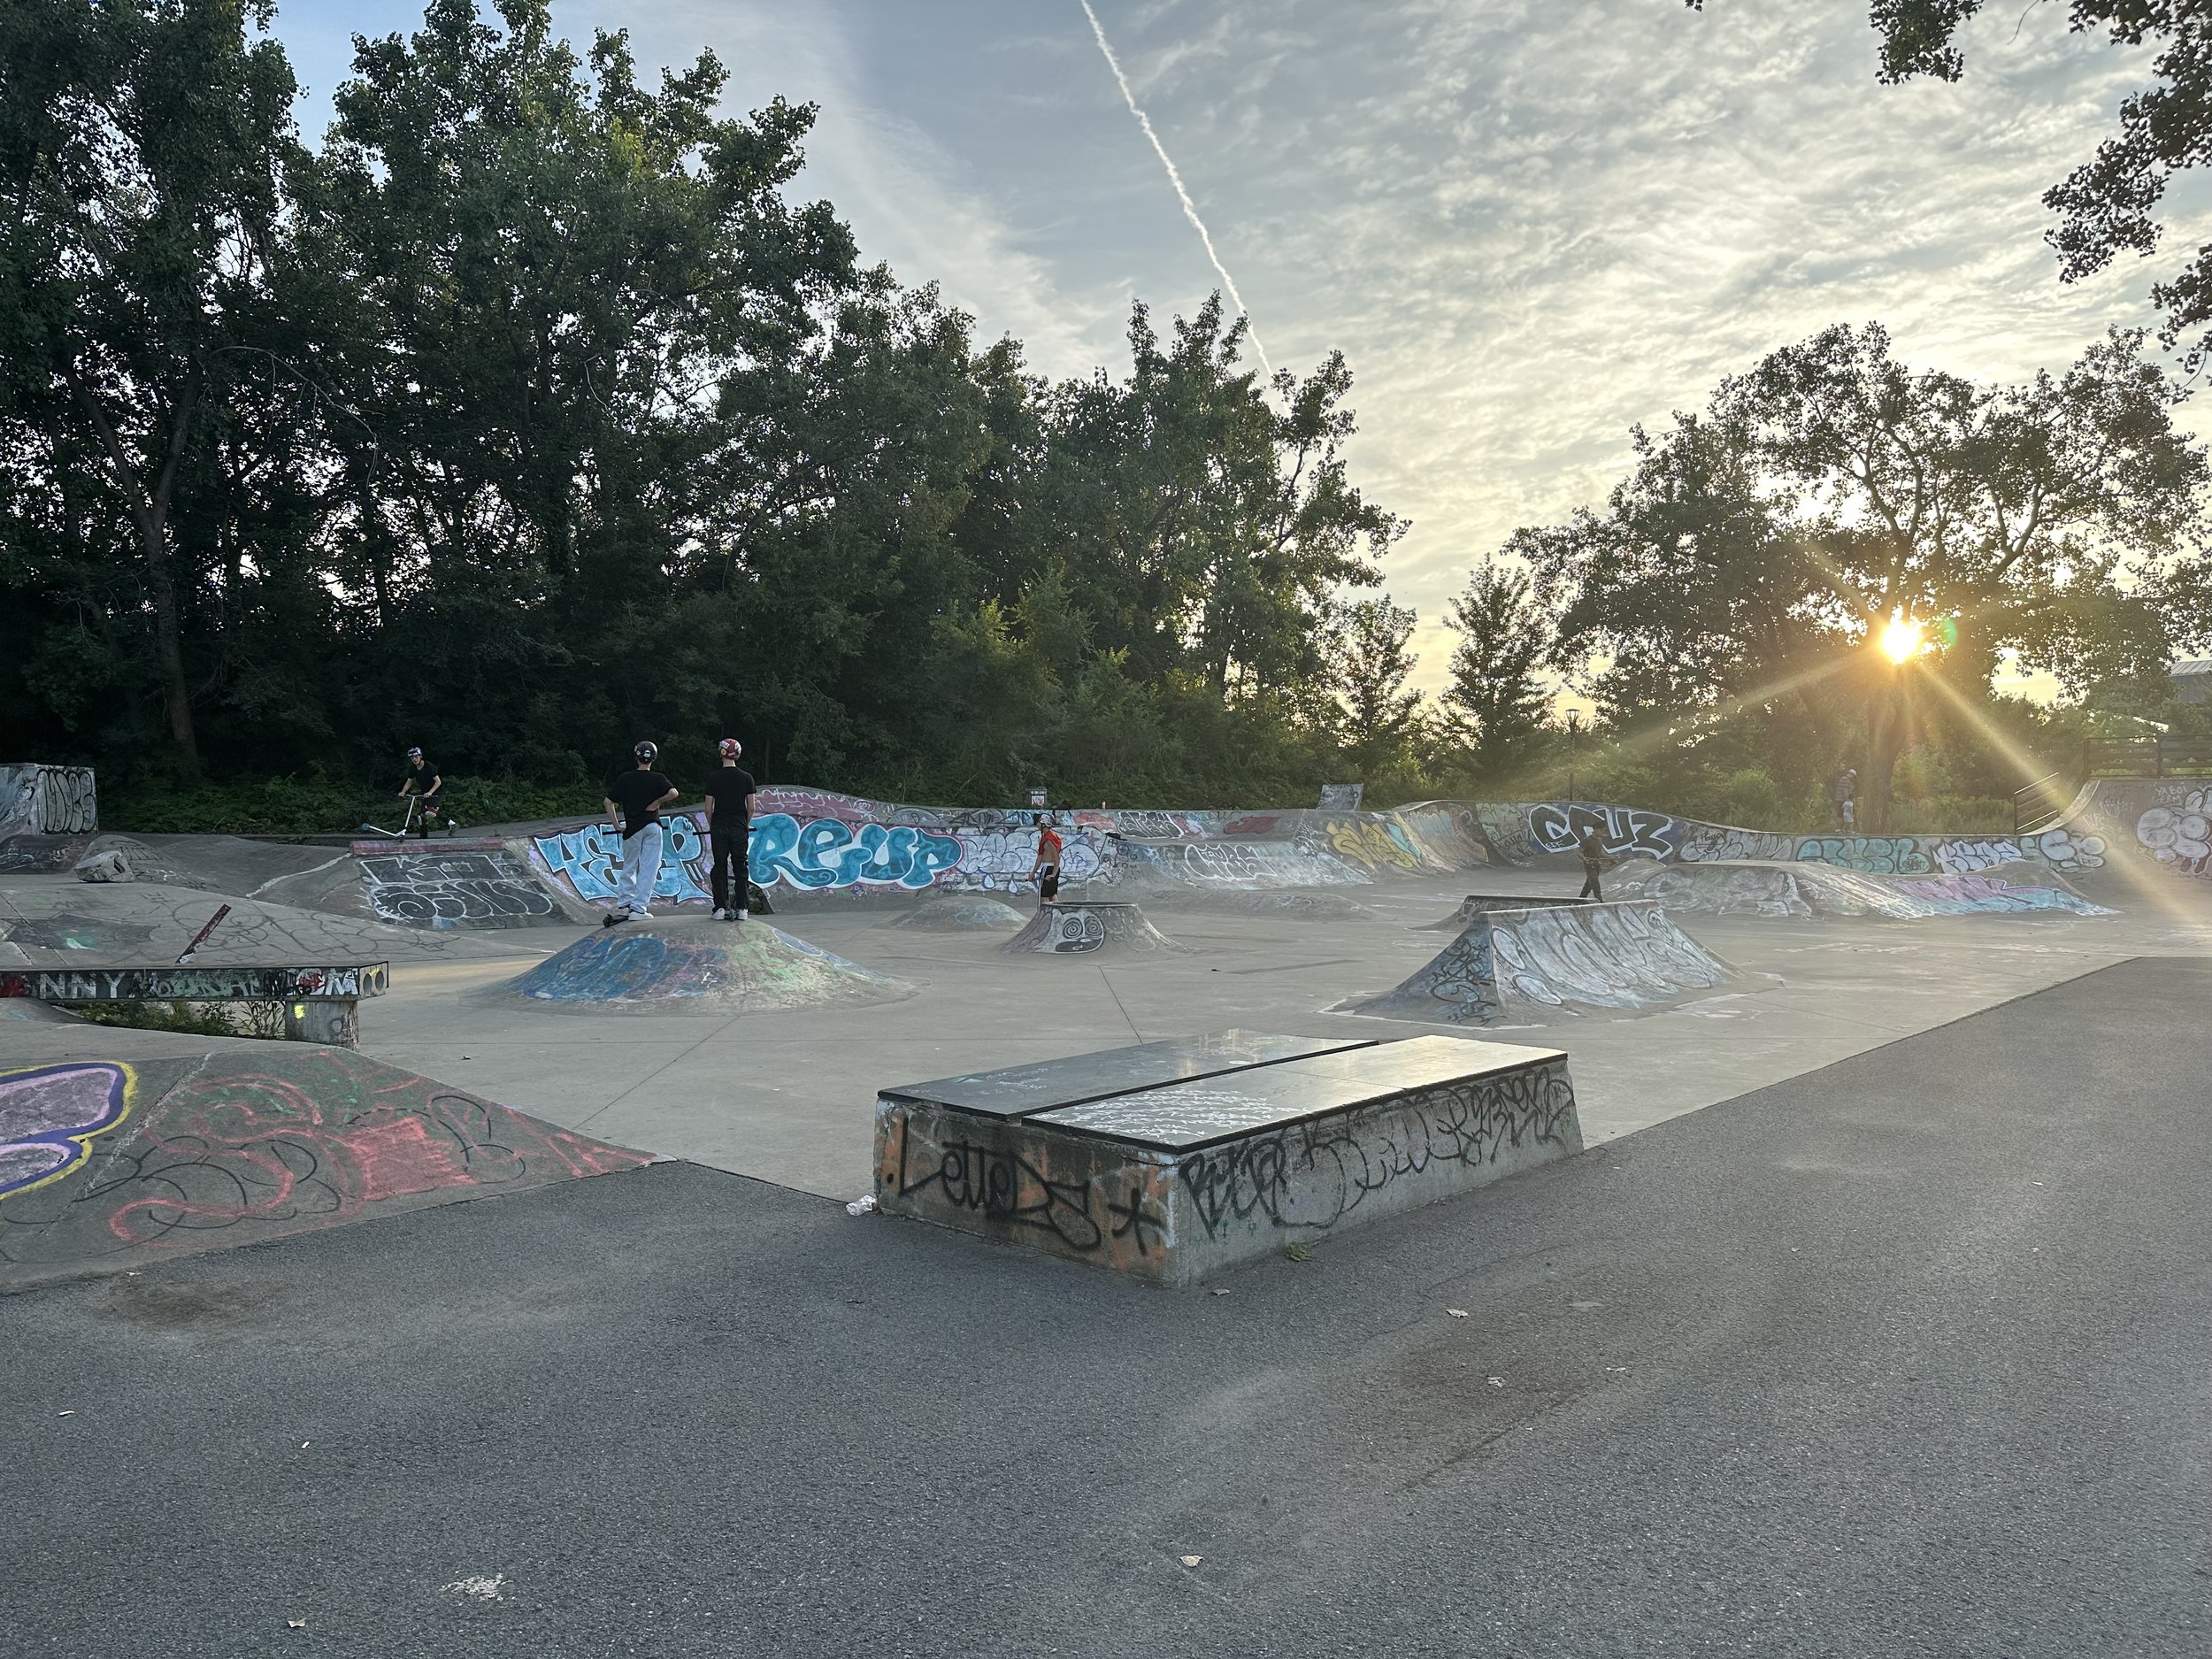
[
  {"left": 747, "top": 814, "right": 961, "bottom": 892},
  {"left": 533, "top": 822, "right": 710, "bottom": 905}
]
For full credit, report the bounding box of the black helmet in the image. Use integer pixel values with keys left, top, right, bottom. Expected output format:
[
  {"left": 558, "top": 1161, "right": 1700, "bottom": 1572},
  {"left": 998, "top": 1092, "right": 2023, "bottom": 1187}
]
[{"left": 634, "top": 741, "right": 658, "bottom": 762}]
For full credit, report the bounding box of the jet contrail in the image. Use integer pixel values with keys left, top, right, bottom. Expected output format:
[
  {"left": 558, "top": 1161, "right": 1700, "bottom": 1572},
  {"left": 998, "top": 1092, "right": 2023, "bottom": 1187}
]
[{"left": 1079, "top": 0, "right": 1271, "bottom": 373}]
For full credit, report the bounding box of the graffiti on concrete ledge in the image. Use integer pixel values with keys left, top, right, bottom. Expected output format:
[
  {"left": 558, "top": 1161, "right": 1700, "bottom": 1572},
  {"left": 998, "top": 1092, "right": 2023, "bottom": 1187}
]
[
  {"left": 0, "top": 964, "right": 387, "bottom": 1003},
  {"left": 1178, "top": 1067, "right": 1578, "bottom": 1240}
]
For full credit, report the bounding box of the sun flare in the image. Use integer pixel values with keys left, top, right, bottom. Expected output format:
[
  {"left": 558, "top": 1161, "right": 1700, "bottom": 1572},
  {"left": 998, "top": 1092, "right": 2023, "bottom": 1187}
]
[{"left": 1878, "top": 617, "right": 1925, "bottom": 664}]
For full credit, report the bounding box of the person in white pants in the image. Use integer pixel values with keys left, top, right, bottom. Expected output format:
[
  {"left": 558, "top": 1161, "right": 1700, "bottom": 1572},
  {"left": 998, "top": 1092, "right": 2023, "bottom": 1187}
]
[{"left": 602, "top": 741, "right": 680, "bottom": 926}]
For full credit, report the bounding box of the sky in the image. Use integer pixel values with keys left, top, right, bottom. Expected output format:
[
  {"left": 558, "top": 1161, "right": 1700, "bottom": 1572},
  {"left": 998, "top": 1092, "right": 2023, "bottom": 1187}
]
[{"left": 271, "top": 0, "right": 2209, "bottom": 698}]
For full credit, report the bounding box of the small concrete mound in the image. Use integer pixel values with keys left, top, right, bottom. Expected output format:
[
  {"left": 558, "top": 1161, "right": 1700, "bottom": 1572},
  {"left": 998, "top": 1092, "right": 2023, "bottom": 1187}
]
[
  {"left": 482, "top": 918, "right": 917, "bottom": 1013},
  {"left": 1609, "top": 857, "right": 2115, "bottom": 919},
  {"left": 1418, "top": 893, "right": 1594, "bottom": 929},
  {"left": 1343, "top": 900, "right": 1734, "bottom": 1025},
  {"left": 1000, "top": 900, "right": 1191, "bottom": 956},
  {"left": 886, "top": 896, "right": 1026, "bottom": 932}
]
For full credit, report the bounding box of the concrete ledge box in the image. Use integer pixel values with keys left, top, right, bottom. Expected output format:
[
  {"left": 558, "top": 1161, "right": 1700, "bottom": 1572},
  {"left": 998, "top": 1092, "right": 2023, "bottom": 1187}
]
[{"left": 874, "top": 1032, "right": 1584, "bottom": 1285}]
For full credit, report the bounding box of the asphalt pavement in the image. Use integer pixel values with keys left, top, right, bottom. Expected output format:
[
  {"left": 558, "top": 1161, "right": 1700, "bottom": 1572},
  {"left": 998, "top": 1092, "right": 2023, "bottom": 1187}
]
[{"left": 5, "top": 958, "right": 2207, "bottom": 1658}]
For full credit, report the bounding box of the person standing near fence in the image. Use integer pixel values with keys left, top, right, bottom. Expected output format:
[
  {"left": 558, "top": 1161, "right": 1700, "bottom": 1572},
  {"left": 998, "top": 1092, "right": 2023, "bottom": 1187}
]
[
  {"left": 1832, "top": 767, "right": 1858, "bottom": 831},
  {"left": 704, "top": 738, "right": 757, "bottom": 921},
  {"left": 602, "top": 741, "right": 678, "bottom": 926}
]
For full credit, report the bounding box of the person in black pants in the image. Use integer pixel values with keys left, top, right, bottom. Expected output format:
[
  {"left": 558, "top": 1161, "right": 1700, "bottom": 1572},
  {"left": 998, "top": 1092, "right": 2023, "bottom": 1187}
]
[
  {"left": 1576, "top": 823, "right": 1606, "bottom": 900},
  {"left": 703, "top": 738, "right": 757, "bottom": 920}
]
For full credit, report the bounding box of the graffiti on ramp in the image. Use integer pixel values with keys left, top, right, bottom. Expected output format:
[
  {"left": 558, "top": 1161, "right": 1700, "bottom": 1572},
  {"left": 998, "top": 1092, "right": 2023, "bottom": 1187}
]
[{"left": 0, "top": 1050, "right": 650, "bottom": 1290}]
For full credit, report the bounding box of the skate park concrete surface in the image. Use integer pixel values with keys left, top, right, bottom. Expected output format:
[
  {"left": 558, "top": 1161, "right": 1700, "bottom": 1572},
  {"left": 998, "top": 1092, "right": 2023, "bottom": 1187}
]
[
  {"left": 4, "top": 957, "right": 2208, "bottom": 1656},
  {"left": 296, "top": 866, "right": 2210, "bottom": 1202}
]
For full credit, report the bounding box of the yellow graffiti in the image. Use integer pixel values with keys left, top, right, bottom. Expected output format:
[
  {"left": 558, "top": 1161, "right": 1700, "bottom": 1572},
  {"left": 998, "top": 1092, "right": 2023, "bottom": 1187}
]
[{"left": 1324, "top": 818, "right": 1425, "bottom": 872}]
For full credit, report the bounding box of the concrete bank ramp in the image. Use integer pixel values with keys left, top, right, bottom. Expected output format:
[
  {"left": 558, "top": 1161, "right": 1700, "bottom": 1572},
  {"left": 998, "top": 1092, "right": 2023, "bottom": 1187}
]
[
  {"left": 1000, "top": 901, "right": 1191, "bottom": 956},
  {"left": 885, "top": 896, "right": 1026, "bottom": 932},
  {"left": 1608, "top": 857, "right": 2115, "bottom": 919},
  {"left": 480, "top": 918, "right": 917, "bottom": 1014},
  {"left": 0, "top": 884, "right": 525, "bottom": 972},
  {"left": 1343, "top": 899, "right": 1734, "bottom": 1025},
  {"left": 256, "top": 839, "right": 594, "bottom": 931},
  {"left": 0, "top": 1047, "right": 649, "bottom": 1292}
]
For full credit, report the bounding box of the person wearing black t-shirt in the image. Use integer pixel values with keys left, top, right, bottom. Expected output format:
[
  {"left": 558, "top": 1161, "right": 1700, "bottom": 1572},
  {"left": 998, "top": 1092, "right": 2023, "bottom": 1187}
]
[
  {"left": 703, "top": 738, "right": 757, "bottom": 921},
  {"left": 397, "top": 748, "right": 446, "bottom": 838},
  {"left": 601, "top": 741, "right": 679, "bottom": 925}
]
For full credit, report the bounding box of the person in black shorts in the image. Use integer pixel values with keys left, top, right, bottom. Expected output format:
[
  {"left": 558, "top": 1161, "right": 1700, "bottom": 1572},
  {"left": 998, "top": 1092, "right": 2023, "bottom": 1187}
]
[
  {"left": 703, "top": 738, "right": 757, "bottom": 920},
  {"left": 397, "top": 748, "right": 447, "bottom": 838},
  {"left": 1029, "top": 817, "right": 1064, "bottom": 904}
]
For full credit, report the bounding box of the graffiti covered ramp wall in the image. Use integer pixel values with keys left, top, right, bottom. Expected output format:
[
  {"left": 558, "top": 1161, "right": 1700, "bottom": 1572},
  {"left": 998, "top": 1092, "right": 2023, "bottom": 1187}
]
[
  {"left": 1608, "top": 857, "right": 2116, "bottom": 919},
  {"left": 0, "top": 1048, "right": 651, "bottom": 1293}
]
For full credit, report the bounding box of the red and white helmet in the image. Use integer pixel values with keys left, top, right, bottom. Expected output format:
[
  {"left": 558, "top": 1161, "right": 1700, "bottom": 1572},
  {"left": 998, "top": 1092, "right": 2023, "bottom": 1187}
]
[{"left": 718, "top": 737, "right": 742, "bottom": 760}]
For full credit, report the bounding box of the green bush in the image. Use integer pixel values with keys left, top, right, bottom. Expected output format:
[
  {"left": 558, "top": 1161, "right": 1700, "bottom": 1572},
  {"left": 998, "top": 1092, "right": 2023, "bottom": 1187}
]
[
  {"left": 103, "top": 775, "right": 601, "bottom": 838},
  {"left": 71, "top": 1001, "right": 285, "bottom": 1040}
]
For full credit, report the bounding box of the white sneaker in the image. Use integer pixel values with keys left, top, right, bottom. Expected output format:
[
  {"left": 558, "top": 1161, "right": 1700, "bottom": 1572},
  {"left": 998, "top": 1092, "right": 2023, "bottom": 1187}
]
[
  {"left": 710, "top": 908, "right": 728, "bottom": 921},
  {"left": 630, "top": 908, "right": 654, "bottom": 920},
  {"left": 732, "top": 909, "right": 747, "bottom": 922}
]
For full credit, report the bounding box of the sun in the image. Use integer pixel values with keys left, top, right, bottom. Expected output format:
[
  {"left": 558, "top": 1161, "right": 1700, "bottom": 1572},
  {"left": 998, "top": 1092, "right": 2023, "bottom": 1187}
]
[{"left": 1878, "top": 617, "right": 1925, "bottom": 664}]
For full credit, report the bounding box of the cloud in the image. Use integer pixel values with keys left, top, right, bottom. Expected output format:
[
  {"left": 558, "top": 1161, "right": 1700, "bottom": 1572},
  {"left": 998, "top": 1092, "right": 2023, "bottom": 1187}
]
[
  {"left": 1079, "top": 0, "right": 1271, "bottom": 370},
  {"left": 593, "top": 0, "right": 1125, "bottom": 380},
  {"left": 1101, "top": 0, "right": 2210, "bottom": 689}
]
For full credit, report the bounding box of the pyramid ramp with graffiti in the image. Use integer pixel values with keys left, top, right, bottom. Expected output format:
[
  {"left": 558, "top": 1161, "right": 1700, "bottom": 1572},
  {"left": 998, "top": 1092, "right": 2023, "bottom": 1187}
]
[
  {"left": 477, "top": 918, "right": 917, "bottom": 1014},
  {"left": 0, "top": 1048, "right": 650, "bottom": 1293},
  {"left": 1341, "top": 900, "right": 1736, "bottom": 1025},
  {"left": 999, "top": 901, "right": 1193, "bottom": 956}
]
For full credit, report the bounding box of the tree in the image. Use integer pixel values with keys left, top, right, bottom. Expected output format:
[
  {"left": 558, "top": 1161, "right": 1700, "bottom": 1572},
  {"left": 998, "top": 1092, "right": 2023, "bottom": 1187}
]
[
  {"left": 0, "top": 0, "right": 1412, "bottom": 817},
  {"left": 1528, "top": 323, "right": 2209, "bottom": 826},
  {"left": 1689, "top": 2, "right": 2212, "bottom": 373},
  {"left": 1443, "top": 558, "right": 1553, "bottom": 780},
  {"left": 1, "top": 0, "right": 301, "bottom": 755},
  {"left": 1324, "top": 597, "right": 1424, "bottom": 780},
  {"left": 1038, "top": 297, "right": 1404, "bottom": 699}
]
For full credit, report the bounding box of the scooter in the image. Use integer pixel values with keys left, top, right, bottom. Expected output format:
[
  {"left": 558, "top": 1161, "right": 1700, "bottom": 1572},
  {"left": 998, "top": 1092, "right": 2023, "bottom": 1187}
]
[{"left": 358, "top": 795, "right": 457, "bottom": 840}]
